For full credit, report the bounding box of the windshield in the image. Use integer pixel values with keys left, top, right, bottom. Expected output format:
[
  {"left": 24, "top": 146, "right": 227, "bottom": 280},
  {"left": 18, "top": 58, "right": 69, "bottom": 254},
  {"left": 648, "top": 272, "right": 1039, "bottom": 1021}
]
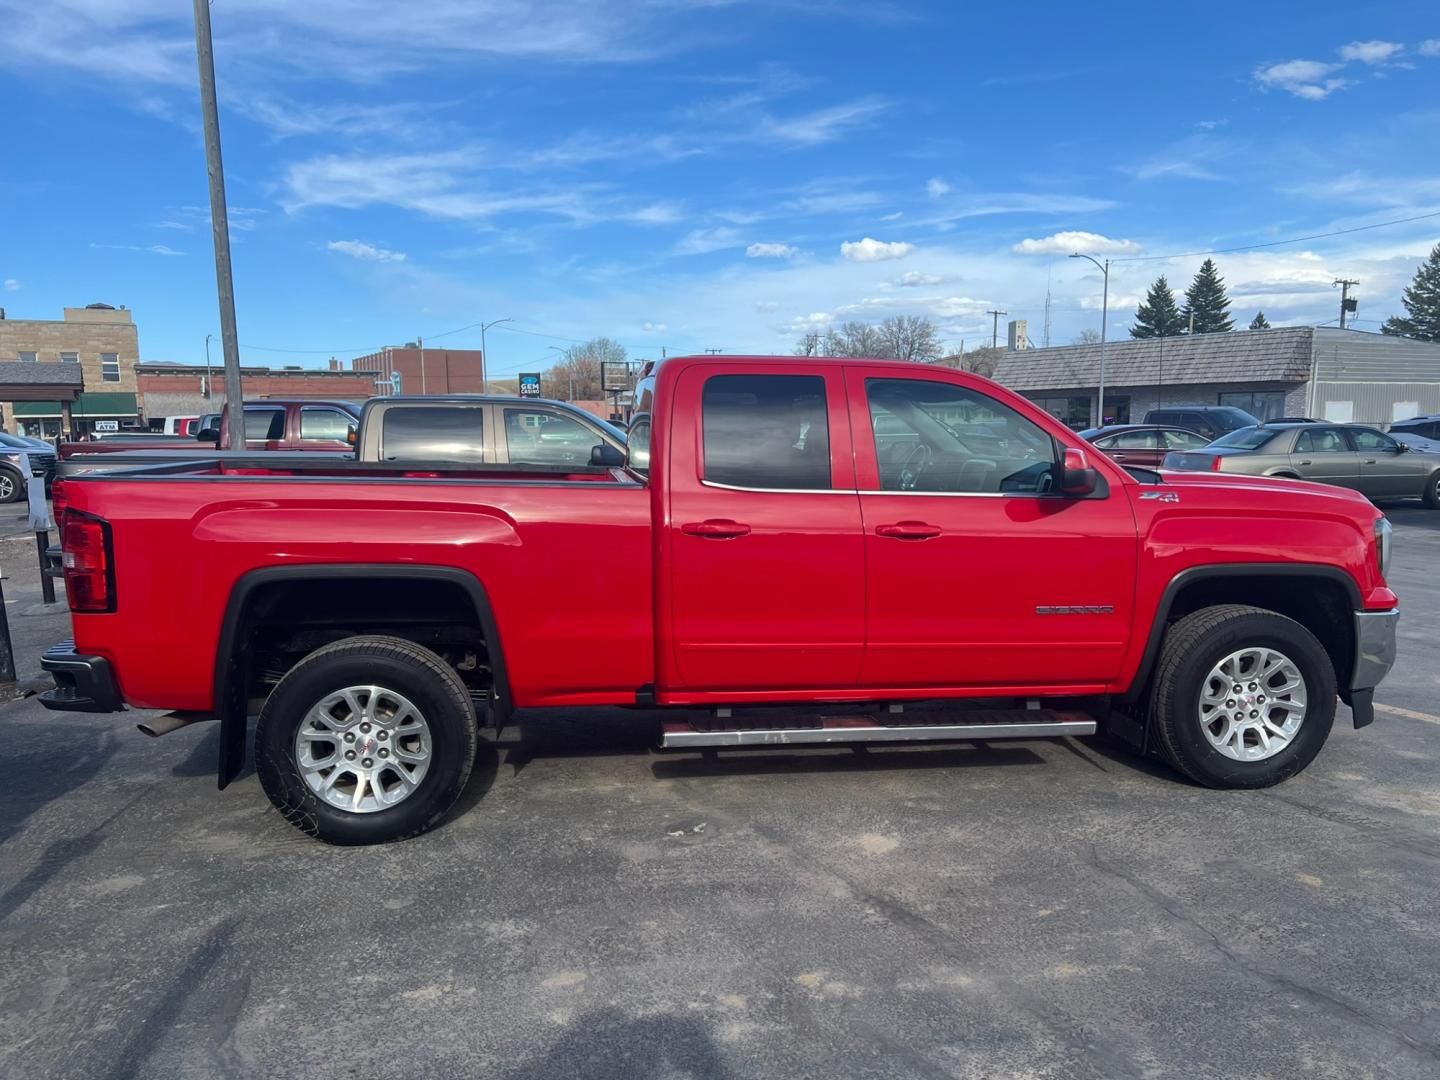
[{"left": 1211, "top": 426, "right": 1277, "bottom": 450}]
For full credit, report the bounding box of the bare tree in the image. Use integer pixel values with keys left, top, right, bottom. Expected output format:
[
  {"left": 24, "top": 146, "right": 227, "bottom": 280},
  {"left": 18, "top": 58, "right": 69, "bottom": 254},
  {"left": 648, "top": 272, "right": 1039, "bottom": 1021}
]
[
  {"left": 878, "top": 315, "right": 941, "bottom": 362},
  {"left": 543, "top": 336, "right": 627, "bottom": 400},
  {"left": 1072, "top": 328, "right": 1102, "bottom": 345},
  {"left": 961, "top": 346, "right": 1004, "bottom": 379},
  {"left": 823, "top": 321, "right": 887, "bottom": 358},
  {"left": 793, "top": 331, "right": 823, "bottom": 356}
]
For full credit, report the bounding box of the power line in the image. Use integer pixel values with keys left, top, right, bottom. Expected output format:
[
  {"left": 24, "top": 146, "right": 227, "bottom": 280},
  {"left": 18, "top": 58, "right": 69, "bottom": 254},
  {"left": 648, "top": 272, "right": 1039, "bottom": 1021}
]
[{"left": 1113, "top": 209, "right": 1440, "bottom": 263}]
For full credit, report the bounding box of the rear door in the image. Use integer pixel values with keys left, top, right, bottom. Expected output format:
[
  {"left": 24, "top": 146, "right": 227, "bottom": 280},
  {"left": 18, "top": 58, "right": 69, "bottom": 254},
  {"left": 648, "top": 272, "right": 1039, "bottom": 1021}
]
[
  {"left": 665, "top": 364, "right": 863, "bottom": 691},
  {"left": 1350, "top": 427, "right": 1413, "bottom": 498},
  {"left": 847, "top": 367, "right": 1137, "bottom": 688},
  {"left": 242, "top": 406, "right": 285, "bottom": 450},
  {"left": 1290, "top": 426, "right": 1360, "bottom": 488}
]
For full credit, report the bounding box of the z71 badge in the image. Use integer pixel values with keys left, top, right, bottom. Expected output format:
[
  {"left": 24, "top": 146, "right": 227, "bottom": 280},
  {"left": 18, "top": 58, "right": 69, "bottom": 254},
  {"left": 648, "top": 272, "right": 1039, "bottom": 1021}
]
[{"left": 1139, "top": 490, "right": 1180, "bottom": 502}]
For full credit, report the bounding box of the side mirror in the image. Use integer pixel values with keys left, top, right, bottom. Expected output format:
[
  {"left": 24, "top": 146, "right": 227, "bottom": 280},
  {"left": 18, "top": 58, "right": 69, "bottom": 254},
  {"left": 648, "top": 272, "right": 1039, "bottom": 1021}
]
[
  {"left": 1061, "top": 446, "right": 1098, "bottom": 496},
  {"left": 197, "top": 428, "right": 219, "bottom": 443},
  {"left": 346, "top": 426, "right": 358, "bottom": 446},
  {"left": 590, "top": 443, "right": 625, "bottom": 467},
  {"left": 1394, "top": 442, "right": 1409, "bottom": 453},
  {"left": 626, "top": 419, "right": 651, "bottom": 475}
]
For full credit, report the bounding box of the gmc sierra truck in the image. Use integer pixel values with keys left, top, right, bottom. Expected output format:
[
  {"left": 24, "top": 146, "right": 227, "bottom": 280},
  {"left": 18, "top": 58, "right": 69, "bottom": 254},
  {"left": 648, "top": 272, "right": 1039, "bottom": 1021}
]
[{"left": 40, "top": 356, "right": 1399, "bottom": 845}]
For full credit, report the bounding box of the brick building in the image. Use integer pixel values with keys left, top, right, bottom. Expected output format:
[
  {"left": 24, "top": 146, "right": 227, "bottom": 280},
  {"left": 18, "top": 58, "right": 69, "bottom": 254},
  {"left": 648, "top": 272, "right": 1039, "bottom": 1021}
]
[
  {"left": 344, "top": 346, "right": 485, "bottom": 394},
  {"left": 0, "top": 304, "right": 140, "bottom": 436},
  {"left": 136, "top": 364, "right": 378, "bottom": 421}
]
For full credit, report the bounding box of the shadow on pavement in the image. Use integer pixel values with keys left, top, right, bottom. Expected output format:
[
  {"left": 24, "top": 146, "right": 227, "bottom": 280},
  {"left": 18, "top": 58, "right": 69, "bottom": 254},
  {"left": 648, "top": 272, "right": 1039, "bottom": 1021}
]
[
  {"left": 503, "top": 1008, "right": 731, "bottom": 1080},
  {"left": 652, "top": 741, "right": 1044, "bottom": 780}
]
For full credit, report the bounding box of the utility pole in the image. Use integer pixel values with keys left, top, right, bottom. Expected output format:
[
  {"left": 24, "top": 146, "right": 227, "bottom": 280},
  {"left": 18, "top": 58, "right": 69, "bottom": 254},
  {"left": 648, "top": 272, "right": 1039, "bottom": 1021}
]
[
  {"left": 192, "top": 0, "right": 244, "bottom": 451},
  {"left": 478, "top": 318, "right": 513, "bottom": 394},
  {"left": 203, "top": 333, "right": 213, "bottom": 399},
  {"left": 1334, "top": 279, "right": 1359, "bottom": 329},
  {"left": 987, "top": 309, "right": 1007, "bottom": 349},
  {"left": 1069, "top": 254, "right": 1110, "bottom": 426},
  {"left": 417, "top": 335, "right": 425, "bottom": 394}
]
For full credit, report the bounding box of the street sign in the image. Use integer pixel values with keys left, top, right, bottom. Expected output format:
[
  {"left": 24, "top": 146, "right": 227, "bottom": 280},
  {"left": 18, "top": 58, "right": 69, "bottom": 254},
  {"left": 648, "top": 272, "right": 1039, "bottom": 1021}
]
[
  {"left": 601, "top": 361, "right": 630, "bottom": 393},
  {"left": 390, "top": 371, "right": 403, "bottom": 394},
  {"left": 518, "top": 373, "right": 542, "bottom": 399}
]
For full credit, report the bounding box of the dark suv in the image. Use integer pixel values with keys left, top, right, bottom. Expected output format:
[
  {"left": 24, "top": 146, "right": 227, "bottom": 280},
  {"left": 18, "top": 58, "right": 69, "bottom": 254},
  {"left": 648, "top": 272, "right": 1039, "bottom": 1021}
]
[
  {"left": 1390, "top": 415, "right": 1440, "bottom": 441},
  {"left": 1144, "top": 405, "right": 1260, "bottom": 441}
]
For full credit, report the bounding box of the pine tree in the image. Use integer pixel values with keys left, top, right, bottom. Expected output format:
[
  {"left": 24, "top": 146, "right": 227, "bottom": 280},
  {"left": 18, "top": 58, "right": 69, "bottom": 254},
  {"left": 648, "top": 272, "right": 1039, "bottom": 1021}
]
[
  {"left": 1180, "top": 258, "right": 1234, "bottom": 333},
  {"left": 1381, "top": 242, "right": 1440, "bottom": 342},
  {"left": 1130, "top": 275, "right": 1187, "bottom": 338},
  {"left": 1249, "top": 311, "right": 1271, "bottom": 330}
]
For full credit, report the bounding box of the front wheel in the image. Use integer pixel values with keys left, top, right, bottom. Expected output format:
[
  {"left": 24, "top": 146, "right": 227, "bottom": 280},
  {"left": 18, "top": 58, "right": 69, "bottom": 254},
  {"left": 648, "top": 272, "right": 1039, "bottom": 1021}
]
[
  {"left": 255, "top": 636, "right": 478, "bottom": 844},
  {"left": 1423, "top": 471, "right": 1440, "bottom": 509},
  {"left": 0, "top": 467, "right": 22, "bottom": 504},
  {"left": 1150, "top": 605, "right": 1335, "bottom": 788}
]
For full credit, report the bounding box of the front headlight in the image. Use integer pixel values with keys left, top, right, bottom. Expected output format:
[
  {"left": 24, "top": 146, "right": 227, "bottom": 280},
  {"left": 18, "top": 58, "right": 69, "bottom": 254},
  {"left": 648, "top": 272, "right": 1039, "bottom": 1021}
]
[{"left": 1375, "top": 517, "right": 1392, "bottom": 579}]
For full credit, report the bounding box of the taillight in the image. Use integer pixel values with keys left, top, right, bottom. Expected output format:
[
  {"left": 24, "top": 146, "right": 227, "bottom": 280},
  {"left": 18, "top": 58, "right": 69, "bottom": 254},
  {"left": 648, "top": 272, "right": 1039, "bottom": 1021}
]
[
  {"left": 51, "top": 478, "right": 68, "bottom": 532},
  {"left": 1211, "top": 456, "right": 1224, "bottom": 471},
  {"left": 61, "top": 511, "right": 115, "bottom": 613}
]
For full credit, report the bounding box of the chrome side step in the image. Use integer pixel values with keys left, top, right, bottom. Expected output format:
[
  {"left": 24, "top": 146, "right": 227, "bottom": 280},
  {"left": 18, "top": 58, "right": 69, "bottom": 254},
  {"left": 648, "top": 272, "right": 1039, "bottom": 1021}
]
[{"left": 660, "top": 710, "right": 1095, "bottom": 749}]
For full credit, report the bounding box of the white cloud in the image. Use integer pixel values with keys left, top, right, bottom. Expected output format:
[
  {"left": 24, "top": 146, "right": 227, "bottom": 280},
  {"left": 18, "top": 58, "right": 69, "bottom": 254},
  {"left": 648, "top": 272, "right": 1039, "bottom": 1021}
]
[
  {"left": 674, "top": 227, "right": 744, "bottom": 256},
  {"left": 89, "top": 242, "right": 184, "bottom": 256},
  {"left": 841, "top": 237, "right": 914, "bottom": 263},
  {"left": 1013, "top": 231, "right": 1142, "bottom": 256},
  {"left": 746, "top": 242, "right": 798, "bottom": 258},
  {"left": 1338, "top": 40, "right": 1403, "bottom": 64},
  {"left": 879, "top": 211, "right": 903, "bottom": 221},
  {"left": 642, "top": 321, "right": 667, "bottom": 333},
  {"left": 327, "top": 239, "right": 407, "bottom": 263},
  {"left": 623, "top": 202, "right": 686, "bottom": 226},
  {"left": 3, "top": 279, "right": 18, "bottom": 292},
  {"left": 894, "top": 271, "right": 945, "bottom": 287},
  {"left": 1418, "top": 40, "right": 1440, "bottom": 58},
  {"left": 758, "top": 96, "right": 892, "bottom": 146},
  {"left": 1252, "top": 58, "right": 1348, "bottom": 99},
  {"left": 926, "top": 177, "right": 952, "bottom": 198},
  {"left": 754, "top": 300, "right": 779, "bottom": 312}
]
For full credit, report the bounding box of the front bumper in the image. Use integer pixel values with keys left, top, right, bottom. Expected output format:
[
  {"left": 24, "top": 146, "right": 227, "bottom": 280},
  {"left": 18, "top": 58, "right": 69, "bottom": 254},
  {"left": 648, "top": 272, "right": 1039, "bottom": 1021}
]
[
  {"left": 1346, "top": 608, "right": 1399, "bottom": 729},
  {"left": 39, "top": 640, "right": 124, "bottom": 713}
]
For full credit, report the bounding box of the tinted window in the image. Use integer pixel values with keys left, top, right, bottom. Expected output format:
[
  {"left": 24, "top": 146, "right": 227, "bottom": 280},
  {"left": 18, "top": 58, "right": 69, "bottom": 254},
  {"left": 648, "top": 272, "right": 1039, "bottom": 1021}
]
[
  {"left": 1211, "top": 427, "right": 1278, "bottom": 450},
  {"left": 504, "top": 408, "right": 599, "bottom": 465},
  {"left": 1162, "top": 429, "right": 1210, "bottom": 449},
  {"left": 381, "top": 406, "right": 485, "bottom": 460},
  {"left": 244, "top": 409, "right": 285, "bottom": 441},
  {"left": 1296, "top": 428, "right": 1348, "bottom": 453},
  {"left": 300, "top": 407, "right": 356, "bottom": 441},
  {"left": 1147, "top": 411, "right": 1177, "bottom": 426},
  {"left": 866, "top": 378, "right": 1058, "bottom": 494},
  {"left": 1181, "top": 413, "right": 1211, "bottom": 434},
  {"left": 702, "top": 374, "right": 830, "bottom": 490},
  {"left": 1110, "top": 429, "right": 1158, "bottom": 449},
  {"left": 1351, "top": 428, "right": 1399, "bottom": 453}
]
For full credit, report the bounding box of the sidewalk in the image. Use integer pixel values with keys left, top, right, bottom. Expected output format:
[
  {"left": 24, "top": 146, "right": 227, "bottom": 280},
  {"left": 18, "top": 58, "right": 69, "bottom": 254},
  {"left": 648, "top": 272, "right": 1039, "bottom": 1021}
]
[{"left": 0, "top": 503, "right": 73, "bottom": 689}]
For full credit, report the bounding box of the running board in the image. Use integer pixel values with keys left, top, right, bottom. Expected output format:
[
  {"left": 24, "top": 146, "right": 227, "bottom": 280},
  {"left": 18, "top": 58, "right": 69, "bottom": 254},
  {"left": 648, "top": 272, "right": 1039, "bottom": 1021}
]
[{"left": 660, "top": 710, "right": 1095, "bottom": 749}]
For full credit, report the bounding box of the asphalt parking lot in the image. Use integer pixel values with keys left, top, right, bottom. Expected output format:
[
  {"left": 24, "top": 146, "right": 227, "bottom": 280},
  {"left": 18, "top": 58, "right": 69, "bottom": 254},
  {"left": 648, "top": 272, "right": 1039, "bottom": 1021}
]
[{"left": 1, "top": 507, "right": 1438, "bottom": 1079}]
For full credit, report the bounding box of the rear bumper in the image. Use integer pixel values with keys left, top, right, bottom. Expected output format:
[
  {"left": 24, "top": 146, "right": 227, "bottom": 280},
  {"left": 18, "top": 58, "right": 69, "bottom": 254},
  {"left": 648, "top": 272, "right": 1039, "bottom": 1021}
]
[
  {"left": 39, "top": 640, "right": 124, "bottom": 713},
  {"left": 1346, "top": 608, "right": 1399, "bottom": 730}
]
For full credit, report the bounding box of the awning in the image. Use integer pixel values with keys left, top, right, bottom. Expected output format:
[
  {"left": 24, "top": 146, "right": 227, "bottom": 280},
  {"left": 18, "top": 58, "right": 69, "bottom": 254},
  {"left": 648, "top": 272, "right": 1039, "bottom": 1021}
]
[{"left": 14, "top": 392, "right": 139, "bottom": 419}]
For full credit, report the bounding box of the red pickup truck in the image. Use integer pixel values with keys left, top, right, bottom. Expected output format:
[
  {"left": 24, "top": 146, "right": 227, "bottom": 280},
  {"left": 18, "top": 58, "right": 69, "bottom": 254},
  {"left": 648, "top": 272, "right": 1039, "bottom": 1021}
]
[{"left": 40, "top": 357, "right": 1399, "bottom": 845}]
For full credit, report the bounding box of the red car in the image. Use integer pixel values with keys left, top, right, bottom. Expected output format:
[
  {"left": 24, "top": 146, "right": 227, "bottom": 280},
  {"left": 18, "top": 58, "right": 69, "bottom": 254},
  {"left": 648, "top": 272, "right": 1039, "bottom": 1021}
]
[
  {"left": 42, "top": 356, "right": 1398, "bottom": 844},
  {"left": 59, "top": 400, "right": 359, "bottom": 459},
  {"left": 1079, "top": 424, "right": 1213, "bottom": 468}
]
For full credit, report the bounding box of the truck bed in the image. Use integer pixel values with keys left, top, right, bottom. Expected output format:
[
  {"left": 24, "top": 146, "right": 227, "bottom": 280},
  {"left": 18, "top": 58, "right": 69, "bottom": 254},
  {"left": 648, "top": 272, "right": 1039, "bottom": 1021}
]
[{"left": 57, "top": 453, "right": 622, "bottom": 483}]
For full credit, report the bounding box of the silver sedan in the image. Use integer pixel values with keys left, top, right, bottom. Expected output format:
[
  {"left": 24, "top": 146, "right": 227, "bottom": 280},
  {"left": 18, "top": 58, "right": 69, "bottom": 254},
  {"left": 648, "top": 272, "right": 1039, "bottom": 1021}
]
[{"left": 1163, "top": 422, "right": 1440, "bottom": 507}]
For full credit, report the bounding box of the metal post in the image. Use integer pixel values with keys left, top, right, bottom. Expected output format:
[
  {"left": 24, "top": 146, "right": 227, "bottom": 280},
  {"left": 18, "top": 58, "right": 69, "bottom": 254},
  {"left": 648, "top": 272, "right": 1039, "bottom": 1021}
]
[
  {"left": 193, "top": 0, "right": 245, "bottom": 451},
  {"left": 1070, "top": 253, "right": 1109, "bottom": 426},
  {"left": 479, "top": 318, "right": 514, "bottom": 395},
  {"left": 418, "top": 336, "right": 426, "bottom": 394},
  {"left": 35, "top": 530, "right": 55, "bottom": 605},
  {"left": 204, "top": 333, "right": 213, "bottom": 398}
]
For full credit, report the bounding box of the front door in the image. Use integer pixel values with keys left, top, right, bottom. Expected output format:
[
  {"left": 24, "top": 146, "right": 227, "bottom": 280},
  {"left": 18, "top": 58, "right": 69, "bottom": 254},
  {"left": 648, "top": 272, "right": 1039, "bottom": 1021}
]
[
  {"left": 665, "top": 365, "right": 864, "bottom": 691},
  {"left": 1289, "top": 427, "right": 1360, "bottom": 489},
  {"left": 1349, "top": 427, "right": 1412, "bottom": 498},
  {"left": 847, "top": 368, "right": 1137, "bottom": 689}
]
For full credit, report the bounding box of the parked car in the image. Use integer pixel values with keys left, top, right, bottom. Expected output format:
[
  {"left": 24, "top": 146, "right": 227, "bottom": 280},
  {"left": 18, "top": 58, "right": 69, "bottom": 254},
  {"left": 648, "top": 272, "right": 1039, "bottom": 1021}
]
[
  {"left": 1163, "top": 422, "right": 1440, "bottom": 506},
  {"left": 1078, "top": 424, "right": 1212, "bottom": 468},
  {"left": 42, "top": 356, "right": 1399, "bottom": 845},
  {"left": 1389, "top": 414, "right": 1440, "bottom": 442},
  {"left": 355, "top": 396, "right": 626, "bottom": 465},
  {"left": 1144, "top": 405, "right": 1260, "bottom": 441},
  {"left": 0, "top": 431, "right": 57, "bottom": 501},
  {"left": 151, "top": 416, "right": 200, "bottom": 436},
  {"left": 196, "top": 400, "right": 360, "bottom": 451}
]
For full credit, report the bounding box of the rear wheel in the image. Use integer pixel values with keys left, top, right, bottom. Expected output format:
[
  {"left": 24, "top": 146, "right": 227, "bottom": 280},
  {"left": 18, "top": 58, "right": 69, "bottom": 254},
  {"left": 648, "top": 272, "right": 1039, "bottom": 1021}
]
[
  {"left": 1423, "top": 471, "right": 1440, "bottom": 509},
  {"left": 0, "top": 467, "right": 22, "bottom": 503},
  {"left": 1150, "top": 605, "right": 1335, "bottom": 788},
  {"left": 255, "top": 635, "right": 478, "bottom": 844}
]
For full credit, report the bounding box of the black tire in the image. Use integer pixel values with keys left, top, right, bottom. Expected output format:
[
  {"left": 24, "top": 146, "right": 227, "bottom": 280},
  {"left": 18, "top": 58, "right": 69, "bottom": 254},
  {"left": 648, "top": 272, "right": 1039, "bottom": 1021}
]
[
  {"left": 0, "top": 466, "right": 22, "bottom": 504},
  {"left": 1423, "top": 471, "right": 1440, "bottom": 509},
  {"left": 255, "top": 635, "right": 478, "bottom": 845},
  {"left": 1150, "top": 604, "right": 1335, "bottom": 789}
]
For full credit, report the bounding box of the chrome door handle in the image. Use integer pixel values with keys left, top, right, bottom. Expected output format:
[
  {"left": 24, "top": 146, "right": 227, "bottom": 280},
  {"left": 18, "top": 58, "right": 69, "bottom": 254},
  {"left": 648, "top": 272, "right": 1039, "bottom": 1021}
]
[
  {"left": 1298, "top": 459, "right": 1312, "bottom": 466},
  {"left": 1364, "top": 458, "right": 1377, "bottom": 464},
  {"left": 876, "top": 521, "right": 942, "bottom": 540}
]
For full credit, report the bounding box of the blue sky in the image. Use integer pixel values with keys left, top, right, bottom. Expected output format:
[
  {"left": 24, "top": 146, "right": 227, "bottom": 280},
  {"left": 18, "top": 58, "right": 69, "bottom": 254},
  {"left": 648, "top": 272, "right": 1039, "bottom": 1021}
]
[{"left": 1, "top": 2, "right": 1438, "bottom": 380}]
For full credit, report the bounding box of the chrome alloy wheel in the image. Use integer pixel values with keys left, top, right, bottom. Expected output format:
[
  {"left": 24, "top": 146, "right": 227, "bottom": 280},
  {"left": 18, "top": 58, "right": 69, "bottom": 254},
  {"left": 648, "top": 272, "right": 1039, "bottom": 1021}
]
[
  {"left": 0, "top": 474, "right": 13, "bottom": 501},
  {"left": 1198, "top": 647, "right": 1307, "bottom": 762},
  {"left": 294, "top": 686, "right": 432, "bottom": 813}
]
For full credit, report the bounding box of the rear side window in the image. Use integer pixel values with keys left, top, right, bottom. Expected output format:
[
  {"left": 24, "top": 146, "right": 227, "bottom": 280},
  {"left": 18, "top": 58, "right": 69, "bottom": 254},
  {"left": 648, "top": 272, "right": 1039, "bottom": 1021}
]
[
  {"left": 1163, "top": 429, "right": 1210, "bottom": 449},
  {"left": 1181, "top": 413, "right": 1210, "bottom": 435},
  {"left": 244, "top": 409, "right": 285, "bottom": 441},
  {"left": 1296, "top": 428, "right": 1347, "bottom": 453},
  {"left": 702, "top": 374, "right": 830, "bottom": 490},
  {"left": 1110, "top": 429, "right": 1158, "bottom": 449},
  {"left": 380, "top": 406, "right": 485, "bottom": 460},
  {"left": 1148, "top": 411, "right": 1177, "bottom": 426}
]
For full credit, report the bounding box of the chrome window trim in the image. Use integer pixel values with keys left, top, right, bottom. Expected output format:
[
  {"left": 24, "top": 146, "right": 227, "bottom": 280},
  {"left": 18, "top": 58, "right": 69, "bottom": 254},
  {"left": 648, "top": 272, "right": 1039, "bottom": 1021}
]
[{"left": 699, "top": 479, "right": 1064, "bottom": 499}]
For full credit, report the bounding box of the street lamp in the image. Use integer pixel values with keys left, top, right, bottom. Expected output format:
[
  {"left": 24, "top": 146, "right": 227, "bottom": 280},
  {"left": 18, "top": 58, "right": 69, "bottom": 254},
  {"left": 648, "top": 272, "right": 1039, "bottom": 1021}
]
[
  {"left": 546, "top": 344, "right": 572, "bottom": 399},
  {"left": 1069, "top": 253, "right": 1110, "bottom": 426},
  {"left": 204, "top": 333, "right": 213, "bottom": 398},
  {"left": 478, "top": 318, "right": 513, "bottom": 393}
]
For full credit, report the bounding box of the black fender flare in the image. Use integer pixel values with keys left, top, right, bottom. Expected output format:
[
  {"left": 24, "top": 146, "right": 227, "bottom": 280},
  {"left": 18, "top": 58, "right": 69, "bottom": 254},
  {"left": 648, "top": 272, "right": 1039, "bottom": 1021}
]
[
  {"left": 213, "top": 564, "right": 511, "bottom": 789},
  {"left": 1120, "top": 562, "right": 1362, "bottom": 705}
]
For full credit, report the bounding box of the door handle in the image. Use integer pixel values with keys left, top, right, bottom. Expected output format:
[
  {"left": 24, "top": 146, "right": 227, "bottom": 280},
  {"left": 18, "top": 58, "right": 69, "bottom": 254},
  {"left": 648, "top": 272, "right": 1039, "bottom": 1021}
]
[
  {"left": 1364, "top": 459, "right": 1377, "bottom": 465},
  {"left": 1298, "top": 460, "right": 1312, "bottom": 466},
  {"left": 876, "top": 521, "right": 942, "bottom": 540},
  {"left": 681, "top": 519, "right": 751, "bottom": 539}
]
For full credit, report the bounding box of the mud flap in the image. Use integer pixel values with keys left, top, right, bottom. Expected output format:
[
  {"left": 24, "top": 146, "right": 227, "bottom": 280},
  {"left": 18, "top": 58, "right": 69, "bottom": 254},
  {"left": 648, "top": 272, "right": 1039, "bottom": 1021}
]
[{"left": 1348, "top": 688, "right": 1375, "bottom": 730}]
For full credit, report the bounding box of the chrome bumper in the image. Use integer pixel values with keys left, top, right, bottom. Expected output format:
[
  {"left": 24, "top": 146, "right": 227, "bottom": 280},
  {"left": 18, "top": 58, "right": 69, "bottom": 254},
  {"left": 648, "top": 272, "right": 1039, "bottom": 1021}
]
[{"left": 1352, "top": 608, "right": 1399, "bottom": 691}]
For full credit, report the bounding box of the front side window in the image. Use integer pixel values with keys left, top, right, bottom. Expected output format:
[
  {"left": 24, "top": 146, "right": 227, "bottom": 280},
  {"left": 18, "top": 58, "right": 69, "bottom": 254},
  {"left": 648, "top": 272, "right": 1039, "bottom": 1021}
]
[
  {"left": 100, "top": 353, "right": 121, "bottom": 382},
  {"left": 867, "top": 378, "right": 1057, "bottom": 494},
  {"left": 1295, "top": 428, "right": 1347, "bottom": 453},
  {"left": 244, "top": 408, "right": 285, "bottom": 441},
  {"left": 1350, "top": 428, "right": 1399, "bottom": 453},
  {"left": 300, "top": 407, "right": 356, "bottom": 442},
  {"left": 381, "top": 406, "right": 485, "bottom": 460},
  {"left": 503, "top": 408, "right": 598, "bottom": 465},
  {"left": 702, "top": 374, "right": 830, "bottom": 490}
]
